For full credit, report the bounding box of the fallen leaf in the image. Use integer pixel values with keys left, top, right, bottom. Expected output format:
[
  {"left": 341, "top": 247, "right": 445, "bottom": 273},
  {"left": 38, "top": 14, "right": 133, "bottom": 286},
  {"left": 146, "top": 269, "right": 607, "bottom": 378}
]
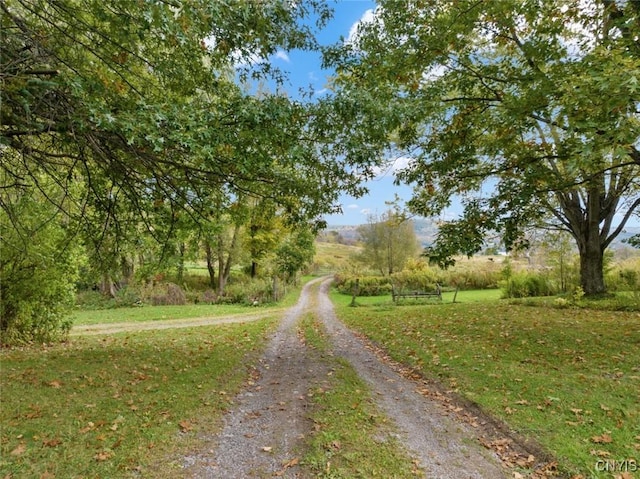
[
  {"left": 47, "top": 380, "right": 62, "bottom": 389},
  {"left": 10, "top": 443, "right": 26, "bottom": 456},
  {"left": 591, "top": 433, "right": 613, "bottom": 444},
  {"left": 40, "top": 471, "right": 55, "bottom": 479},
  {"left": 94, "top": 450, "right": 113, "bottom": 461},
  {"left": 274, "top": 457, "right": 300, "bottom": 476},
  {"left": 179, "top": 420, "right": 192, "bottom": 432},
  {"left": 261, "top": 446, "right": 272, "bottom": 452},
  {"left": 590, "top": 449, "right": 610, "bottom": 457},
  {"left": 42, "top": 438, "right": 62, "bottom": 448}
]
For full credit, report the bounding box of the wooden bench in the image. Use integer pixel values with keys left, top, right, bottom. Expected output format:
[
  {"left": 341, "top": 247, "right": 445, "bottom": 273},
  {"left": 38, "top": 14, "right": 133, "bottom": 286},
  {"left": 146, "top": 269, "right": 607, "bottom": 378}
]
[{"left": 392, "top": 283, "right": 442, "bottom": 302}]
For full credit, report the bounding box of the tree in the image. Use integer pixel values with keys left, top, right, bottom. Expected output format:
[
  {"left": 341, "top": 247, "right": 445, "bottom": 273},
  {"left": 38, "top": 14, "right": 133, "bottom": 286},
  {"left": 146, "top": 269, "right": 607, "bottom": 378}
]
[
  {"left": 275, "top": 226, "right": 316, "bottom": 283},
  {"left": 356, "top": 209, "right": 420, "bottom": 275},
  {"left": 1, "top": 0, "right": 376, "bottom": 224},
  {"left": 325, "top": 0, "right": 640, "bottom": 295},
  {"left": 1, "top": 0, "right": 389, "bottom": 341},
  {"left": 0, "top": 171, "right": 81, "bottom": 344}
]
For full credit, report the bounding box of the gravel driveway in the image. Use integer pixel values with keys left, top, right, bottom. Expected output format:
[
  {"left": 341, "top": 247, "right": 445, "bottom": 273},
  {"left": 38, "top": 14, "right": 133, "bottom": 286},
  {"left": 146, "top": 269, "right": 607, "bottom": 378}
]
[{"left": 181, "top": 277, "right": 515, "bottom": 478}]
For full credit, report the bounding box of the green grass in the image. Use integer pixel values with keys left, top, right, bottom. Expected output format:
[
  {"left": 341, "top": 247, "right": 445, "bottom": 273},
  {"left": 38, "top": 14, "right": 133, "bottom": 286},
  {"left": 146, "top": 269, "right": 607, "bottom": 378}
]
[
  {"left": 330, "top": 290, "right": 640, "bottom": 478},
  {"left": 70, "top": 278, "right": 314, "bottom": 326},
  {"left": 0, "top": 319, "right": 278, "bottom": 478},
  {"left": 299, "top": 314, "right": 422, "bottom": 478}
]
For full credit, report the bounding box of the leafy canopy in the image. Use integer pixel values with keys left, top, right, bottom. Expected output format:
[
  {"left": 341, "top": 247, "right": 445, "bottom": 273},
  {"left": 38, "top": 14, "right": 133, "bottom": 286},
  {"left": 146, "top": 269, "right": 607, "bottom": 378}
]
[{"left": 325, "top": 0, "right": 640, "bottom": 294}]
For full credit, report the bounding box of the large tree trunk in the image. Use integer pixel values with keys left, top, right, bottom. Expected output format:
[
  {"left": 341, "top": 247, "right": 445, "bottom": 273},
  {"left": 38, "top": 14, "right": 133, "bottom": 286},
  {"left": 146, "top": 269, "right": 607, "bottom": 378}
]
[
  {"left": 578, "top": 230, "right": 606, "bottom": 296},
  {"left": 575, "top": 185, "right": 607, "bottom": 296}
]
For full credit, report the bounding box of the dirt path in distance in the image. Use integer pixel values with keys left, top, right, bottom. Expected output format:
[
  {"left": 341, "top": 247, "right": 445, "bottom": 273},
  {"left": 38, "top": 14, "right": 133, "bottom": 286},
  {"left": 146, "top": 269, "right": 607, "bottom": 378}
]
[
  {"left": 181, "top": 278, "right": 512, "bottom": 478},
  {"left": 70, "top": 309, "right": 281, "bottom": 336}
]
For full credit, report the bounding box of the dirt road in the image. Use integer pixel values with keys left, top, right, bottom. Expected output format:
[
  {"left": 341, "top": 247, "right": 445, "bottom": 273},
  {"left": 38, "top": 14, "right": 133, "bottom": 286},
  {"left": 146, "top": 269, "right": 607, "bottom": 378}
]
[{"left": 181, "top": 277, "right": 509, "bottom": 478}]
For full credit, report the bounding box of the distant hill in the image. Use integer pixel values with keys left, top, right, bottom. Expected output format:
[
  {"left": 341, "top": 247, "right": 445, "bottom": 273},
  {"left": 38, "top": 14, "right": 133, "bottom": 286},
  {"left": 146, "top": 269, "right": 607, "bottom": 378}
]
[{"left": 322, "top": 220, "right": 640, "bottom": 250}]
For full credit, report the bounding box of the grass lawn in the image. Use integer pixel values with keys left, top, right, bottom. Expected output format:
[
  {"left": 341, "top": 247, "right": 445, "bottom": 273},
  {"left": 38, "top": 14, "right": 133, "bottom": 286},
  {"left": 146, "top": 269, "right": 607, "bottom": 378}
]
[
  {"left": 331, "top": 290, "right": 640, "bottom": 478},
  {"left": 70, "top": 277, "right": 314, "bottom": 326},
  {"left": 0, "top": 319, "right": 278, "bottom": 478}
]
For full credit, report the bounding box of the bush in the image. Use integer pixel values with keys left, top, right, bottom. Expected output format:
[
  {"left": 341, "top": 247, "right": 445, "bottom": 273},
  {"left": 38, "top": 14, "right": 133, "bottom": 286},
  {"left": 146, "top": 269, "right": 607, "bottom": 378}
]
[
  {"left": 75, "top": 290, "right": 118, "bottom": 310},
  {"left": 606, "top": 267, "right": 639, "bottom": 292},
  {"left": 1, "top": 195, "right": 81, "bottom": 345},
  {"left": 333, "top": 274, "right": 392, "bottom": 296},
  {"left": 391, "top": 269, "right": 440, "bottom": 293},
  {"left": 137, "top": 282, "right": 186, "bottom": 306},
  {"left": 499, "top": 271, "right": 559, "bottom": 298},
  {"left": 219, "top": 278, "right": 274, "bottom": 304}
]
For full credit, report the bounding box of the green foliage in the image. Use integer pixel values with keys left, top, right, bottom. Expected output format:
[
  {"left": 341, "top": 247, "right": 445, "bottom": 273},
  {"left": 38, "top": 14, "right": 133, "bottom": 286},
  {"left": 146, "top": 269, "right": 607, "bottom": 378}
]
[
  {"left": 606, "top": 256, "right": 640, "bottom": 292},
  {"left": 499, "top": 272, "right": 558, "bottom": 299},
  {"left": 326, "top": 0, "right": 640, "bottom": 295},
  {"left": 333, "top": 275, "right": 393, "bottom": 297},
  {"left": 0, "top": 186, "right": 80, "bottom": 345},
  {"left": 275, "top": 226, "right": 316, "bottom": 281},
  {"left": 390, "top": 269, "right": 440, "bottom": 293},
  {"left": 219, "top": 278, "right": 275, "bottom": 305},
  {"left": 355, "top": 208, "right": 420, "bottom": 275}
]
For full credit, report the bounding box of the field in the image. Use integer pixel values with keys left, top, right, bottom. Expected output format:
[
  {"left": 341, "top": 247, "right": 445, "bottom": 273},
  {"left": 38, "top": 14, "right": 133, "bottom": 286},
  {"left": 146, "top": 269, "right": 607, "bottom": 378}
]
[{"left": 331, "top": 290, "right": 640, "bottom": 478}]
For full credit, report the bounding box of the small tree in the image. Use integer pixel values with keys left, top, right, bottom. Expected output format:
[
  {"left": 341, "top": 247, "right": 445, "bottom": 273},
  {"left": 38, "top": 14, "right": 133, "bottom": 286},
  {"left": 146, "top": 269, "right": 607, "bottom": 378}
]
[
  {"left": 276, "top": 227, "right": 316, "bottom": 283},
  {"left": 540, "top": 231, "right": 578, "bottom": 293},
  {"left": 356, "top": 209, "right": 420, "bottom": 275}
]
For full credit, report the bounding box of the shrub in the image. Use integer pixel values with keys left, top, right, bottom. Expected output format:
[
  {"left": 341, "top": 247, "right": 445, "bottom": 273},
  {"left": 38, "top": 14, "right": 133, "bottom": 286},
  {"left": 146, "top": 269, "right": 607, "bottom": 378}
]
[
  {"left": 219, "top": 278, "right": 273, "bottom": 304},
  {"left": 391, "top": 269, "right": 440, "bottom": 293},
  {"left": 333, "top": 274, "right": 392, "bottom": 296},
  {"left": 75, "top": 290, "right": 118, "bottom": 310},
  {"left": 138, "top": 282, "right": 186, "bottom": 306},
  {"left": 499, "top": 271, "right": 558, "bottom": 298},
  {"left": 606, "top": 267, "right": 639, "bottom": 292},
  {"left": 1, "top": 196, "right": 80, "bottom": 345}
]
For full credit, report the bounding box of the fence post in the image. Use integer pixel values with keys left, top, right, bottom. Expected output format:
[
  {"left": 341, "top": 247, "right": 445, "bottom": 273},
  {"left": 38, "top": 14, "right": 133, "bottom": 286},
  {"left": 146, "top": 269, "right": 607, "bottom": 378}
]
[{"left": 350, "top": 278, "right": 360, "bottom": 307}]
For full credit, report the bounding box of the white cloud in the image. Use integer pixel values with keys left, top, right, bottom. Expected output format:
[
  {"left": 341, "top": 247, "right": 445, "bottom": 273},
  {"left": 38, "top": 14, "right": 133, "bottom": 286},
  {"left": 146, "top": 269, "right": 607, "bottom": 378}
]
[
  {"left": 371, "top": 156, "right": 413, "bottom": 179},
  {"left": 274, "top": 50, "right": 290, "bottom": 63},
  {"left": 346, "top": 8, "right": 377, "bottom": 46},
  {"left": 347, "top": 204, "right": 359, "bottom": 209},
  {"left": 360, "top": 208, "right": 372, "bottom": 216},
  {"left": 314, "top": 88, "right": 328, "bottom": 96}
]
